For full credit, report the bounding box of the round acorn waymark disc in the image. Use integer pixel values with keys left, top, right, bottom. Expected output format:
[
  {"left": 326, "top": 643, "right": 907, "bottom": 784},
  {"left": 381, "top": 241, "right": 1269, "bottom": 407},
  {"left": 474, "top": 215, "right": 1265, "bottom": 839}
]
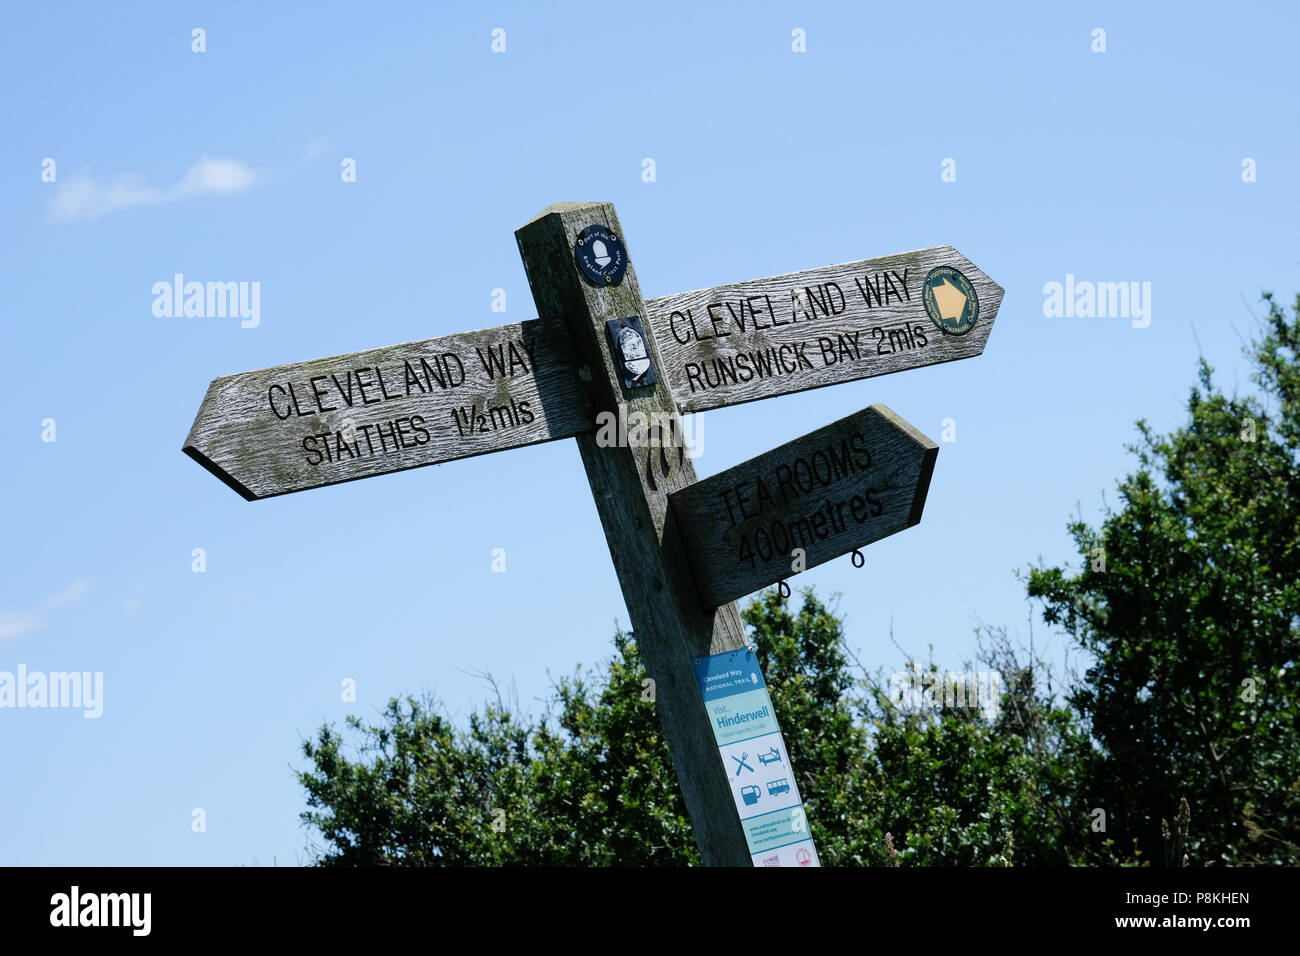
[
  {"left": 574, "top": 224, "right": 628, "bottom": 286},
  {"left": 921, "top": 265, "right": 978, "bottom": 336}
]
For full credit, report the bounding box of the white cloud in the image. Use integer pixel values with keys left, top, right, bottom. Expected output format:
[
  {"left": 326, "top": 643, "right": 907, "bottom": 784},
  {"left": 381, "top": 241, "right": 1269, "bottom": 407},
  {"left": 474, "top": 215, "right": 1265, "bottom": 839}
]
[
  {"left": 0, "top": 579, "right": 94, "bottom": 641},
  {"left": 49, "top": 156, "right": 259, "bottom": 222},
  {"left": 175, "top": 157, "right": 257, "bottom": 194},
  {"left": 0, "top": 611, "right": 45, "bottom": 641}
]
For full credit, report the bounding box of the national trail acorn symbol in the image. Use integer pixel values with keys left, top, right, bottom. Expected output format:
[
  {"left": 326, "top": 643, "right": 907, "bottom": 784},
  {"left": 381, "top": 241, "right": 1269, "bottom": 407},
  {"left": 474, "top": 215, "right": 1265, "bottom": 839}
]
[{"left": 574, "top": 223, "right": 627, "bottom": 286}]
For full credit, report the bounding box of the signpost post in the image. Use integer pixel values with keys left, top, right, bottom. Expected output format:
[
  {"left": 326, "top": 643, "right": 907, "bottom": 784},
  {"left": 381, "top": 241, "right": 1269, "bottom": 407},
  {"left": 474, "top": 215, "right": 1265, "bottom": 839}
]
[
  {"left": 514, "top": 202, "right": 753, "bottom": 864},
  {"left": 183, "top": 200, "right": 1003, "bottom": 866}
]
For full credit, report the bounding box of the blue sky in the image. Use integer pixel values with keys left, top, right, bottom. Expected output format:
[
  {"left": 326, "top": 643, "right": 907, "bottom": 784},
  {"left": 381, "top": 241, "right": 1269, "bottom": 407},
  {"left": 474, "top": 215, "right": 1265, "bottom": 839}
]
[{"left": 1, "top": 1, "right": 1296, "bottom": 865}]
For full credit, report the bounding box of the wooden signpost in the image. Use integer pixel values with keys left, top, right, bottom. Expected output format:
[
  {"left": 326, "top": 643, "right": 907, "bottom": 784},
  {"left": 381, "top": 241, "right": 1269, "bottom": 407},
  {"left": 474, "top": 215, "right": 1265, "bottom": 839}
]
[{"left": 183, "top": 200, "right": 1003, "bottom": 866}]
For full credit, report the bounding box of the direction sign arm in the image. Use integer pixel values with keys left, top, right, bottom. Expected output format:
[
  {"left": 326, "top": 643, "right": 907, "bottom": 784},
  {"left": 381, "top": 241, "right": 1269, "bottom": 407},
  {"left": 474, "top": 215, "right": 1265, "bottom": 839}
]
[
  {"left": 669, "top": 403, "right": 939, "bottom": 609},
  {"left": 182, "top": 319, "right": 593, "bottom": 500},
  {"left": 644, "top": 245, "right": 1004, "bottom": 415}
]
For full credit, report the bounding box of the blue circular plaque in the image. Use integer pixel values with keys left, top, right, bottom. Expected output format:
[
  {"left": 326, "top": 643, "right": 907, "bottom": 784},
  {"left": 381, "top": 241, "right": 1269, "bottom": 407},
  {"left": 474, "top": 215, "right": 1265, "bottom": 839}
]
[{"left": 574, "top": 224, "right": 628, "bottom": 286}]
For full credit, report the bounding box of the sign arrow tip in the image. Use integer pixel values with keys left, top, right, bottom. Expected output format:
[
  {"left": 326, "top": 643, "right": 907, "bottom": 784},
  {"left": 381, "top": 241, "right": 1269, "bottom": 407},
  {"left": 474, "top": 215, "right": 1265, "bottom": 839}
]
[{"left": 182, "top": 443, "right": 259, "bottom": 502}]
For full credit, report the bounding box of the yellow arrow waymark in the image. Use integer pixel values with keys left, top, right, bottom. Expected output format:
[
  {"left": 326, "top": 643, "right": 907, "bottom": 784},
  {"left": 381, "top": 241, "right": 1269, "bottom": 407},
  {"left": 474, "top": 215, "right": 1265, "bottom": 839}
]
[{"left": 932, "top": 278, "right": 968, "bottom": 323}]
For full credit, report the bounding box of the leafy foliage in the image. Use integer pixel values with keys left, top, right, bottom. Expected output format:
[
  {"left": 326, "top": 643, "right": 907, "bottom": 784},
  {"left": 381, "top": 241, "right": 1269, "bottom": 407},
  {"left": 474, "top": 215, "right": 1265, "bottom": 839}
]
[
  {"left": 298, "top": 590, "right": 1082, "bottom": 866},
  {"left": 1025, "top": 293, "right": 1300, "bottom": 865}
]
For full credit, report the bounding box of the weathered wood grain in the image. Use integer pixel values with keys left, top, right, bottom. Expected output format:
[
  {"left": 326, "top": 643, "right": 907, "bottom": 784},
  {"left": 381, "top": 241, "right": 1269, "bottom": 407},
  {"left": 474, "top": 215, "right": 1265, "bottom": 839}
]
[
  {"left": 670, "top": 404, "right": 938, "bottom": 609},
  {"left": 645, "top": 246, "right": 1003, "bottom": 414},
  {"left": 516, "top": 201, "right": 753, "bottom": 867},
  {"left": 183, "top": 316, "right": 592, "bottom": 499}
]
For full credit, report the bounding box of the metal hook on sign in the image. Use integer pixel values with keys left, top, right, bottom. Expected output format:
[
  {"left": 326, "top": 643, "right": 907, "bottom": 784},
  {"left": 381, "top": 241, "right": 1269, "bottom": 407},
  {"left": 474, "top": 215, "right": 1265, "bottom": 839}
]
[
  {"left": 851, "top": 549, "right": 865, "bottom": 568},
  {"left": 778, "top": 579, "right": 791, "bottom": 600}
]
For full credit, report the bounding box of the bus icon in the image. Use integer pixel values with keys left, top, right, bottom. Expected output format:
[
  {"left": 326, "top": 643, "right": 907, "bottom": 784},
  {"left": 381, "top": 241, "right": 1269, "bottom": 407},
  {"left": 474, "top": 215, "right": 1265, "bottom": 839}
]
[{"left": 766, "top": 778, "right": 791, "bottom": 797}]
